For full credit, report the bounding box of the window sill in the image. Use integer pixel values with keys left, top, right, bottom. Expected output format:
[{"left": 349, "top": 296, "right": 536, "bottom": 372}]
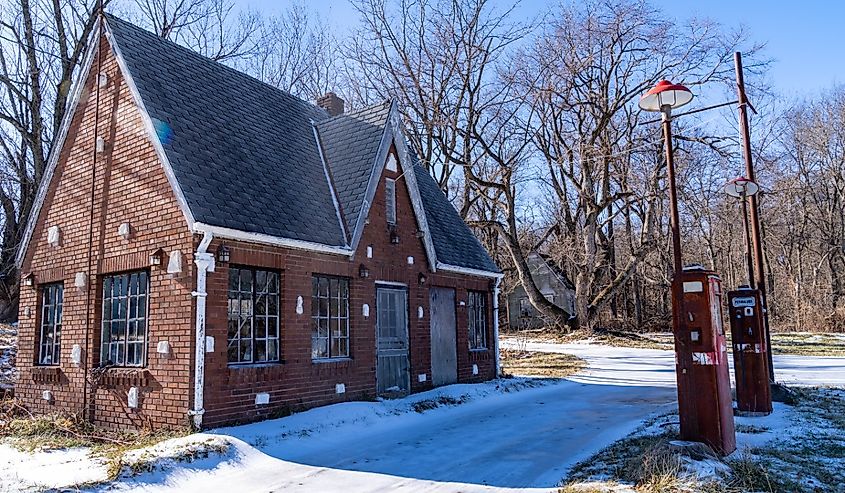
[
  {"left": 469, "top": 348, "right": 489, "bottom": 353},
  {"left": 31, "top": 366, "right": 63, "bottom": 384},
  {"left": 228, "top": 361, "right": 283, "bottom": 369},
  {"left": 312, "top": 357, "right": 352, "bottom": 364},
  {"left": 98, "top": 368, "right": 150, "bottom": 388}
]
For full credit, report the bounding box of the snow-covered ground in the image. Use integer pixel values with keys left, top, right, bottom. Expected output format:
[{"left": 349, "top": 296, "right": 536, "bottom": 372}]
[
  {"left": 2, "top": 341, "right": 844, "bottom": 492},
  {"left": 506, "top": 339, "right": 845, "bottom": 387},
  {"left": 0, "top": 325, "right": 16, "bottom": 391}
]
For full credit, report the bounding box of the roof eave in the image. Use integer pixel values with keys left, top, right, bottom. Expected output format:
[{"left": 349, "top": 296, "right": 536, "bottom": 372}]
[
  {"left": 193, "top": 222, "right": 353, "bottom": 257},
  {"left": 436, "top": 262, "right": 504, "bottom": 279}
]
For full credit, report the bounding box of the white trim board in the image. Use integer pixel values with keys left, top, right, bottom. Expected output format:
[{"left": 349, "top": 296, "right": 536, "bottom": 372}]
[
  {"left": 436, "top": 262, "right": 503, "bottom": 279},
  {"left": 193, "top": 222, "right": 352, "bottom": 257},
  {"left": 312, "top": 121, "right": 349, "bottom": 246}
]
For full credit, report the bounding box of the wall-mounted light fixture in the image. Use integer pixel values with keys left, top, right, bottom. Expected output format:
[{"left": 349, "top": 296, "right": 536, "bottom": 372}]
[
  {"left": 22, "top": 272, "right": 35, "bottom": 287},
  {"left": 418, "top": 272, "right": 427, "bottom": 285},
  {"left": 149, "top": 248, "right": 164, "bottom": 267},
  {"left": 216, "top": 244, "right": 230, "bottom": 263},
  {"left": 359, "top": 264, "right": 370, "bottom": 278}
]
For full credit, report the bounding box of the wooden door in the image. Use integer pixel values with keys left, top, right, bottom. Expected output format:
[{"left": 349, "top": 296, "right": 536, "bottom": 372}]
[
  {"left": 429, "top": 287, "right": 457, "bottom": 386},
  {"left": 376, "top": 286, "right": 410, "bottom": 396}
]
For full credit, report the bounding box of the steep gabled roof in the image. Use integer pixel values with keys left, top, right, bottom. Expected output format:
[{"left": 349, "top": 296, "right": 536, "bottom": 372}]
[
  {"left": 106, "top": 15, "right": 346, "bottom": 246},
  {"left": 18, "top": 15, "right": 500, "bottom": 276},
  {"left": 315, "top": 101, "right": 392, "bottom": 235},
  {"left": 413, "top": 164, "right": 500, "bottom": 273}
]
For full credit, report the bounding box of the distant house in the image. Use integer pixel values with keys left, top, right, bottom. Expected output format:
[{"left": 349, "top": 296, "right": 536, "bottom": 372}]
[
  {"left": 14, "top": 15, "right": 501, "bottom": 430},
  {"left": 506, "top": 252, "right": 575, "bottom": 329}
]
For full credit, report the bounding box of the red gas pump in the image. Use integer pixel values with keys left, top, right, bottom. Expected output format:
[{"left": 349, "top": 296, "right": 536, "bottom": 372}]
[
  {"left": 727, "top": 287, "right": 772, "bottom": 416},
  {"left": 674, "top": 266, "right": 736, "bottom": 455}
]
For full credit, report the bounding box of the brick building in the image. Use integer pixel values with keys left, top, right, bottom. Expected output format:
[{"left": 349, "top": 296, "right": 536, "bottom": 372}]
[{"left": 14, "top": 15, "right": 501, "bottom": 430}]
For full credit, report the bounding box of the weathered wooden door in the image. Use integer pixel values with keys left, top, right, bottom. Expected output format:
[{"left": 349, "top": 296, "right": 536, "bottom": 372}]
[
  {"left": 429, "top": 287, "right": 457, "bottom": 386},
  {"left": 376, "top": 286, "right": 410, "bottom": 396}
]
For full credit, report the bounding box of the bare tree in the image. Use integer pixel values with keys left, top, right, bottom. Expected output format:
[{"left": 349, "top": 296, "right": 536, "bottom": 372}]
[
  {"left": 238, "top": 3, "right": 337, "bottom": 100},
  {"left": 132, "top": 0, "right": 258, "bottom": 62},
  {"left": 0, "top": 0, "right": 108, "bottom": 319},
  {"left": 344, "top": 0, "right": 530, "bottom": 205},
  {"left": 516, "top": 0, "right": 757, "bottom": 330}
]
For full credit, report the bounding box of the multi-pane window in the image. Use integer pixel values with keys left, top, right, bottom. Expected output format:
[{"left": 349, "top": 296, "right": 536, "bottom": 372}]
[
  {"left": 38, "top": 283, "right": 63, "bottom": 365},
  {"left": 468, "top": 290, "right": 488, "bottom": 350},
  {"left": 311, "top": 275, "right": 350, "bottom": 359},
  {"left": 101, "top": 271, "right": 149, "bottom": 367},
  {"left": 227, "top": 267, "right": 280, "bottom": 364},
  {"left": 385, "top": 178, "right": 396, "bottom": 225}
]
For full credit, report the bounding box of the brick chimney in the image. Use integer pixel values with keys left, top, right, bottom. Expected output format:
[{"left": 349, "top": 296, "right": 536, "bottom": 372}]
[{"left": 317, "top": 92, "right": 345, "bottom": 116}]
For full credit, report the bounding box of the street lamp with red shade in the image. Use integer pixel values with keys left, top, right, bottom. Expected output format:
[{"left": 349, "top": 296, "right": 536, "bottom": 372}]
[{"left": 638, "top": 80, "right": 737, "bottom": 455}]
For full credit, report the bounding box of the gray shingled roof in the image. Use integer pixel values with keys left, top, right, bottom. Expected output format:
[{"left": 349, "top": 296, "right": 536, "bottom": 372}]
[
  {"left": 106, "top": 15, "right": 344, "bottom": 246},
  {"left": 413, "top": 164, "right": 500, "bottom": 273},
  {"left": 105, "top": 15, "right": 498, "bottom": 274},
  {"left": 315, "top": 102, "right": 391, "bottom": 234}
]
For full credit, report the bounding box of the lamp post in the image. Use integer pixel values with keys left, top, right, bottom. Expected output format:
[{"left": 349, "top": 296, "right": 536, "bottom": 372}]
[
  {"left": 640, "top": 81, "right": 737, "bottom": 455},
  {"left": 638, "top": 80, "right": 693, "bottom": 335},
  {"left": 724, "top": 176, "right": 773, "bottom": 416},
  {"left": 734, "top": 52, "right": 775, "bottom": 383},
  {"left": 723, "top": 177, "right": 760, "bottom": 287}
]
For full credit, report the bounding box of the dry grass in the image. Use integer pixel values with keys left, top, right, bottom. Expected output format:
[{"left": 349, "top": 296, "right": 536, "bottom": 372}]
[
  {"left": 768, "top": 332, "right": 845, "bottom": 356},
  {"left": 563, "top": 389, "right": 845, "bottom": 493},
  {"left": 0, "top": 400, "right": 191, "bottom": 483},
  {"left": 564, "top": 431, "right": 771, "bottom": 493},
  {"left": 500, "top": 349, "right": 586, "bottom": 378},
  {"left": 506, "top": 328, "right": 845, "bottom": 356}
]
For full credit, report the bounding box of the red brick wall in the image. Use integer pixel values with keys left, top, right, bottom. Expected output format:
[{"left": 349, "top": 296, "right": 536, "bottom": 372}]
[
  {"left": 201, "top": 146, "right": 496, "bottom": 427},
  {"left": 16, "top": 35, "right": 195, "bottom": 430},
  {"left": 16, "top": 35, "right": 496, "bottom": 431}
]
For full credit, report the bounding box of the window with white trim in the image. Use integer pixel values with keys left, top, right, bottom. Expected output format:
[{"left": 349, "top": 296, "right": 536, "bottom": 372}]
[
  {"left": 311, "top": 275, "right": 350, "bottom": 359},
  {"left": 385, "top": 178, "right": 396, "bottom": 225},
  {"left": 468, "top": 290, "right": 488, "bottom": 350},
  {"left": 227, "top": 267, "right": 280, "bottom": 364},
  {"left": 38, "top": 283, "right": 63, "bottom": 365},
  {"left": 101, "top": 271, "right": 149, "bottom": 367}
]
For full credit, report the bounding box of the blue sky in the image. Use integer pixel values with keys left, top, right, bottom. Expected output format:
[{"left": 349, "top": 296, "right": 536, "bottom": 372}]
[{"left": 233, "top": 0, "right": 843, "bottom": 98}]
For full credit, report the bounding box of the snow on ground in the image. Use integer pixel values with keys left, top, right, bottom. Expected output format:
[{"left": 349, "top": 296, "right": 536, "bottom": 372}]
[
  {"left": 503, "top": 338, "right": 845, "bottom": 387},
  {"left": 3, "top": 340, "right": 845, "bottom": 492},
  {"left": 0, "top": 325, "right": 16, "bottom": 391},
  {"left": 0, "top": 444, "right": 110, "bottom": 492},
  {"left": 93, "top": 375, "right": 676, "bottom": 493}
]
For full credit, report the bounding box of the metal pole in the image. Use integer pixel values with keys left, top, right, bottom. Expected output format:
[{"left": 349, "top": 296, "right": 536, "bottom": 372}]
[
  {"left": 741, "top": 196, "right": 755, "bottom": 287},
  {"left": 662, "top": 108, "right": 683, "bottom": 284},
  {"left": 735, "top": 51, "right": 775, "bottom": 381},
  {"left": 662, "top": 106, "right": 693, "bottom": 435}
]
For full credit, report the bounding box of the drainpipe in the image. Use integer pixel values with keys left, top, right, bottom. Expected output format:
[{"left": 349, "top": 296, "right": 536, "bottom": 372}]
[
  {"left": 189, "top": 231, "right": 214, "bottom": 429},
  {"left": 493, "top": 277, "right": 501, "bottom": 377}
]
